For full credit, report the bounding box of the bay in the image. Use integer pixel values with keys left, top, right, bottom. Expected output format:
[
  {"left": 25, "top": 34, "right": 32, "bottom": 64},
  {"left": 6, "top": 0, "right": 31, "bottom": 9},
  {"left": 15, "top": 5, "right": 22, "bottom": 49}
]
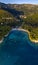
[{"left": 0, "top": 30, "right": 38, "bottom": 65}]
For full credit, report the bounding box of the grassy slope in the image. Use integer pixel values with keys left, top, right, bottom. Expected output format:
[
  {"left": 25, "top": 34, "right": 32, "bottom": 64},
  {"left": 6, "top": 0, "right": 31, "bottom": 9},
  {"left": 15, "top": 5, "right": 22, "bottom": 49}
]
[
  {"left": 0, "top": 9, "right": 14, "bottom": 39},
  {"left": 0, "top": 9, "right": 14, "bottom": 23}
]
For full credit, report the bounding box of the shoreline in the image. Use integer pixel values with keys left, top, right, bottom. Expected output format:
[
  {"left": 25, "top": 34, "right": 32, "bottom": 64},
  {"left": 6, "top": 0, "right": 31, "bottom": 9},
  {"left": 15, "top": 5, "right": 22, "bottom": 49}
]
[
  {"left": 0, "top": 33, "right": 9, "bottom": 44},
  {"left": 0, "top": 28, "right": 38, "bottom": 44},
  {"left": 0, "top": 38, "right": 4, "bottom": 43},
  {"left": 12, "top": 28, "right": 38, "bottom": 43}
]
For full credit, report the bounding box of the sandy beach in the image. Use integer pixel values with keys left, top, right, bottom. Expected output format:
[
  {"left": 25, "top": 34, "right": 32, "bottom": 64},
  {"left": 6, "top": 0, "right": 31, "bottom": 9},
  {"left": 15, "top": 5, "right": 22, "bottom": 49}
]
[
  {"left": 0, "top": 40, "right": 3, "bottom": 43},
  {"left": 0, "top": 38, "right": 4, "bottom": 43},
  {"left": 12, "top": 28, "right": 38, "bottom": 43},
  {"left": 0, "top": 28, "right": 38, "bottom": 44}
]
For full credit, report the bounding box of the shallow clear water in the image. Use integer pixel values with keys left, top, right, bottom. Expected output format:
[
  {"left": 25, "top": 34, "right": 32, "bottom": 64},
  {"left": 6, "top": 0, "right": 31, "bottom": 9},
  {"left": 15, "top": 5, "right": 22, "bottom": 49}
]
[{"left": 0, "top": 30, "right": 38, "bottom": 65}]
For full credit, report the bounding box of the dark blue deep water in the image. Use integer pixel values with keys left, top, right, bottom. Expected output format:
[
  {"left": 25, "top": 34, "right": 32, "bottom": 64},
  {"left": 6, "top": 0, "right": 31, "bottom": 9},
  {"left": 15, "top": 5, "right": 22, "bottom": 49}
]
[{"left": 0, "top": 30, "right": 38, "bottom": 65}]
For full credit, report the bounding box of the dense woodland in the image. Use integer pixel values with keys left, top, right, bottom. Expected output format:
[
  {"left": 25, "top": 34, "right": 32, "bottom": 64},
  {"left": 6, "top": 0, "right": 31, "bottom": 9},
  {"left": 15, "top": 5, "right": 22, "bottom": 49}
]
[
  {"left": 22, "top": 13, "right": 38, "bottom": 39},
  {"left": 0, "top": 2, "right": 38, "bottom": 40}
]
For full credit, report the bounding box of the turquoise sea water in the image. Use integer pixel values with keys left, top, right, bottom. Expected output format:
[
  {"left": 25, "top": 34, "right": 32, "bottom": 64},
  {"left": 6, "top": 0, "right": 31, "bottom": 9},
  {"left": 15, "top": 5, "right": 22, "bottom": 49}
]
[{"left": 0, "top": 30, "right": 38, "bottom": 65}]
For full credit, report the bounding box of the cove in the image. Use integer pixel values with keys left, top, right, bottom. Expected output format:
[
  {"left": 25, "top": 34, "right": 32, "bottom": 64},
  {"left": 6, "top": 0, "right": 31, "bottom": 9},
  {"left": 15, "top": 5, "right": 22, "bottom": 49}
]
[{"left": 0, "top": 30, "right": 38, "bottom": 65}]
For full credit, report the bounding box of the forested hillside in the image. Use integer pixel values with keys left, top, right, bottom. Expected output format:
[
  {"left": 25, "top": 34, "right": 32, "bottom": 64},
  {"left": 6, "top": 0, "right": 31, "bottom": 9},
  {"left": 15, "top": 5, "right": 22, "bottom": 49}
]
[
  {"left": 0, "top": 2, "right": 38, "bottom": 40},
  {"left": 22, "top": 13, "right": 38, "bottom": 40}
]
